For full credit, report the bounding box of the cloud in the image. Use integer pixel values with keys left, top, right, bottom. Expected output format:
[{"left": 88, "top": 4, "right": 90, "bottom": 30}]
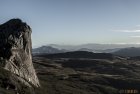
[
  {"left": 114, "top": 29, "right": 140, "bottom": 33},
  {"left": 136, "top": 25, "right": 140, "bottom": 27},
  {"left": 130, "top": 36, "right": 140, "bottom": 38}
]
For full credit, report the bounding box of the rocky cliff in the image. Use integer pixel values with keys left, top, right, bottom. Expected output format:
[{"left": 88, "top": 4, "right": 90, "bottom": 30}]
[{"left": 0, "top": 19, "right": 40, "bottom": 88}]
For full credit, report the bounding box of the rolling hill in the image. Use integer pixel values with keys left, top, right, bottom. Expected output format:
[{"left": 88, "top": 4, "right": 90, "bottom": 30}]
[
  {"left": 113, "top": 47, "right": 140, "bottom": 57},
  {"left": 36, "top": 51, "right": 114, "bottom": 60}
]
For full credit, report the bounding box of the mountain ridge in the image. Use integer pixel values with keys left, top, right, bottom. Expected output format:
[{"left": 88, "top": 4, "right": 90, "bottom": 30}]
[
  {"left": 48, "top": 43, "right": 140, "bottom": 50},
  {"left": 36, "top": 51, "right": 114, "bottom": 60},
  {"left": 112, "top": 47, "right": 140, "bottom": 57}
]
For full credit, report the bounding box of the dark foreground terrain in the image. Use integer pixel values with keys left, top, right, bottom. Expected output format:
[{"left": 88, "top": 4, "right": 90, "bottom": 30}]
[
  {"left": 33, "top": 52, "right": 140, "bottom": 94},
  {"left": 1, "top": 51, "right": 140, "bottom": 94}
]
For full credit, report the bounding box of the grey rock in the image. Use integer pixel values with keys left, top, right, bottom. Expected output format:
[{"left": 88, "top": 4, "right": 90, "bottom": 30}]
[{"left": 0, "top": 19, "right": 40, "bottom": 87}]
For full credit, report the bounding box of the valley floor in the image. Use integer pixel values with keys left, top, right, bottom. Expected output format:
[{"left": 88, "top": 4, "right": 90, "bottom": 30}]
[{"left": 33, "top": 56, "right": 140, "bottom": 94}]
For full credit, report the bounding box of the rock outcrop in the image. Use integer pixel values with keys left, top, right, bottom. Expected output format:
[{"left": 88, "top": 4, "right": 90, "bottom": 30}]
[{"left": 0, "top": 19, "right": 40, "bottom": 87}]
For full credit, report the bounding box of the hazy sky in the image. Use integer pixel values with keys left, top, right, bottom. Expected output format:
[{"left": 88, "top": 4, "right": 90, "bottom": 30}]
[{"left": 1, "top": 0, "right": 140, "bottom": 47}]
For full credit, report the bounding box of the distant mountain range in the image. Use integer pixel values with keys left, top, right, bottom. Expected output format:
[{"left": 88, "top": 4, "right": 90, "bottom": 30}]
[
  {"left": 33, "top": 44, "right": 140, "bottom": 57},
  {"left": 32, "top": 45, "right": 121, "bottom": 54},
  {"left": 48, "top": 43, "right": 140, "bottom": 51},
  {"left": 32, "top": 46, "right": 67, "bottom": 54}
]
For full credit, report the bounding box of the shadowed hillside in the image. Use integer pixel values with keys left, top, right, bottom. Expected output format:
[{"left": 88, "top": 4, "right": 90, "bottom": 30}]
[
  {"left": 113, "top": 47, "right": 140, "bottom": 57},
  {"left": 37, "top": 51, "right": 114, "bottom": 60}
]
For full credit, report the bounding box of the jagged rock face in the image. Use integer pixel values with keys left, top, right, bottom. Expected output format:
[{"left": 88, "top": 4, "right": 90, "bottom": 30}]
[{"left": 0, "top": 19, "right": 40, "bottom": 87}]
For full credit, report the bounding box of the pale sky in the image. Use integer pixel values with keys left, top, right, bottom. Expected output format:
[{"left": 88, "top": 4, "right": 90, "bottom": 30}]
[{"left": 1, "top": 0, "right": 140, "bottom": 47}]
